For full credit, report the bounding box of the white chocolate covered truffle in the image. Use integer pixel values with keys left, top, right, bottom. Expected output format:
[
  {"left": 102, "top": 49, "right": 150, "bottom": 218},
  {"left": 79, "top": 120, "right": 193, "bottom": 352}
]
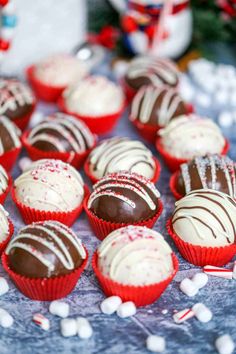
[
  {"left": 34, "top": 54, "right": 88, "bottom": 87},
  {"left": 98, "top": 226, "right": 174, "bottom": 286},
  {"left": 0, "top": 205, "right": 9, "bottom": 242},
  {"left": 88, "top": 137, "right": 156, "bottom": 180},
  {"left": 14, "top": 159, "right": 84, "bottom": 212},
  {"left": 159, "top": 115, "right": 225, "bottom": 159},
  {"left": 172, "top": 189, "right": 236, "bottom": 247},
  {"left": 63, "top": 75, "right": 125, "bottom": 116}
]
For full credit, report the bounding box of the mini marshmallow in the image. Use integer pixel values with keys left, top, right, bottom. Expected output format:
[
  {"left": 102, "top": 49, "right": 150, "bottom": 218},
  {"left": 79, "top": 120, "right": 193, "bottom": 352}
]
[
  {"left": 49, "top": 301, "right": 69, "bottom": 318},
  {"left": 192, "top": 303, "right": 213, "bottom": 323},
  {"left": 196, "top": 92, "right": 211, "bottom": 107},
  {"left": 146, "top": 335, "right": 166, "bottom": 353},
  {"left": 0, "top": 308, "right": 14, "bottom": 328},
  {"left": 162, "top": 309, "right": 168, "bottom": 315},
  {"left": 18, "top": 157, "right": 32, "bottom": 172},
  {"left": 117, "top": 301, "right": 136, "bottom": 318},
  {"left": 100, "top": 296, "right": 122, "bottom": 315},
  {"left": 33, "top": 313, "right": 50, "bottom": 331},
  {"left": 203, "top": 265, "right": 233, "bottom": 280},
  {"left": 218, "top": 111, "right": 234, "bottom": 128},
  {"left": 76, "top": 317, "right": 93, "bottom": 339},
  {"left": 192, "top": 273, "right": 208, "bottom": 289},
  {"left": 0, "top": 277, "right": 9, "bottom": 296},
  {"left": 60, "top": 318, "right": 77, "bottom": 337},
  {"left": 173, "top": 308, "right": 195, "bottom": 324},
  {"left": 215, "top": 334, "right": 235, "bottom": 354},
  {"left": 179, "top": 278, "right": 198, "bottom": 297},
  {"left": 233, "top": 261, "right": 236, "bottom": 280}
]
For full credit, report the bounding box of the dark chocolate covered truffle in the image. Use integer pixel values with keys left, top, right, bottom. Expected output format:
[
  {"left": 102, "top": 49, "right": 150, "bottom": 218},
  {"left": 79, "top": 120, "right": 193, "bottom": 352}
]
[
  {"left": 0, "top": 115, "right": 21, "bottom": 154},
  {"left": 130, "top": 85, "right": 188, "bottom": 127},
  {"left": 125, "top": 56, "right": 179, "bottom": 91},
  {"left": 88, "top": 171, "right": 161, "bottom": 223},
  {"left": 0, "top": 79, "right": 35, "bottom": 121},
  {"left": 6, "top": 220, "right": 86, "bottom": 278},
  {"left": 176, "top": 155, "right": 236, "bottom": 198},
  {"left": 27, "top": 112, "right": 95, "bottom": 153}
]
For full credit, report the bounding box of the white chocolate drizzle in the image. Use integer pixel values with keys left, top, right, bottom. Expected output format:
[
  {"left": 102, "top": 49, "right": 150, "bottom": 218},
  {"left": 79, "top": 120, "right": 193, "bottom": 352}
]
[
  {"left": 0, "top": 116, "right": 21, "bottom": 154},
  {"left": 0, "top": 165, "right": 8, "bottom": 193}
]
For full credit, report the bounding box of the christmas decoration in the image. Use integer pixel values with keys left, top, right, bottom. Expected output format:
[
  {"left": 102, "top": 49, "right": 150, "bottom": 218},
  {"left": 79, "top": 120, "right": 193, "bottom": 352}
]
[{"left": 0, "top": 0, "right": 17, "bottom": 61}]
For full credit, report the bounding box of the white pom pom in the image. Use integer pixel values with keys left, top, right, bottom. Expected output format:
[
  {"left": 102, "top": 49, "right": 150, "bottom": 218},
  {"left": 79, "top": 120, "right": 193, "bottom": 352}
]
[
  {"left": 192, "top": 303, "right": 213, "bottom": 323},
  {"left": 214, "top": 90, "right": 229, "bottom": 105},
  {"left": 60, "top": 318, "right": 77, "bottom": 337},
  {"left": 100, "top": 296, "right": 122, "bottom": 315},
  {"left": 146, "top": 335, "right": 166, "bottom": 353},
  {"left": 76, "top": 317, "right": 93, "bottom": 339},
  {"left": 195, "top": 92, "right": 211, "bottom": 107},
  {"left": 191, "top": 273, "right": 208, "bottom": 289},
  {"left": 49, "top": 301, "right": 69, "bottom": 318},
  {"left": 215, "top": 334, "right": 235, "bottom": 354},
  {"left": 117, "top": 301, "right": 136, "bottom": 318},
  {"left": 179, "top": 278, "right": 198, "bottom": 297}
]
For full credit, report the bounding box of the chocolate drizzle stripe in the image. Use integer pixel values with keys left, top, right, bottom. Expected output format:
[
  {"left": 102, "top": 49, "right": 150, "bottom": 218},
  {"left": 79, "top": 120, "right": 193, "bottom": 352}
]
[{"left": 172, "top": 215, "right": 218, "bottom": 240}]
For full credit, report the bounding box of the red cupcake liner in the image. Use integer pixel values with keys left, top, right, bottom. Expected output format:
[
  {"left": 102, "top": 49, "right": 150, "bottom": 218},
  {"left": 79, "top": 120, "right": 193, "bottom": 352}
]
[
  {"left": 84, "top": 156, "right": 161, "bottom": 185},
  {"left": 84, "top": 194, "right": 163, "bottom": 240},
  {"left": 0, "top": 219, "right": 14, "bottom": 256},
  {"left": 120, "top": 78, "right": 137, "bottom": 102},
  {"left": 0, "top": 175, "right": 12, "bottom": 205},
  {"left": 166, "top": 219, "right": 236, "bottom": 267},
  {"left": 13, "top": 102, "right": 36, "bottom": 132},
  {"left": 169, "top": 171, "right": 183, "bottom": 200},
  {"left": 2, "top": 248, "right": 88, "bottom": 301},
  {"left": 0, "top": 146, "right": 21, "bottom": 172},
  {"left": 11, "top": 185, "right": 89, "bottom": 227},
  {"left": 156, "top": 138, "right": 230, "bottom": 173},
  {"left": 130, "top": 103, "right": 194, "bottom": 144},
  {"left": 22, "top": 130, "right": 97, "bottom": 169},
  {"left": 26, "top": 65, "right": 67, "bottom": 103},
  {"left": 58, "top": 96, "right": 126, "bottom": 135},
  {"left": 92, "top": 251, "right": 178, "bottom": 307}
]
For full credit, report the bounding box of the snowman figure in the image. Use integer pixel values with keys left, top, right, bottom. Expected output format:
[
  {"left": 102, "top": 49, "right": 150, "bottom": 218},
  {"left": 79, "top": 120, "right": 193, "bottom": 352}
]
[{"left": 109, "top": 0, "right": 192, "bottom": 58}]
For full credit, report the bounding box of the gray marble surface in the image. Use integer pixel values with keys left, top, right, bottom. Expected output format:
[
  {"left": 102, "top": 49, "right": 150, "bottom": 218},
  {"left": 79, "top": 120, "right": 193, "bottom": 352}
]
[{"left": 0, "top": 65, "right": 236, "bottom": 354}]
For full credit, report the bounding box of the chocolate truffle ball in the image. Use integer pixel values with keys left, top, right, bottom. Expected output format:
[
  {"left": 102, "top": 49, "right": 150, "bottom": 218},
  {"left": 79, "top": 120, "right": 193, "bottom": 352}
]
[
  {"left": 0, "top": 204, "right": 10, "bottom": 242},
  {"left": 88, "top": 171, "right": 161, "bottom": 223},
  {"left": 63, "top": 75, "right": 125, "bottom": 116},
  {"left": 27, "top": 113, "right": 95, "bottom": 153},
  {"left": 34, "top": 54, "right": 88, "bottom": 87},
  {"left": 88, "top": 137, "right": 156, "bottom": 180},
  {"left": 0, "top": 116, "right": 21, "bottom": 154},
  {"left": 0, "top": 164, "right": 9, "bottom": 195},
  {"left": 125, "top": 56, "right": 179, "bottom": 91},
  {"left": 159, "top": 114, "right": 225, "bottom": 159},
  {"left": 6, "top": 220, "right": 86, "bottom": 278},
  {"left": 14, "top": 159, "right": 84, "bottom": 212},
  {"left": 0, "top": 79, "right": 35, "bottom": 121},
  {"left": 98, "top": 225, "right": 173, "bottom": 286},
  {"left": 176, "top": 155, "right": 236, "bottom": 197},
  {"left": 172, "top": 189, "right": 236, "bottom": 247},
  {"left": 130, "top": 85, "right": 188, "bottom": 127}
]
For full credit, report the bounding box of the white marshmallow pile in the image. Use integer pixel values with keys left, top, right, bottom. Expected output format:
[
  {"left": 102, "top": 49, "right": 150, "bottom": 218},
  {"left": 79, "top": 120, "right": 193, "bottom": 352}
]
[
  {"left": 179, "top": 272, "right": 208, "bottom": 297},
  {"left": 0, "top": 308, "right": 14, "bottom": 328},
  {"left": 146, "top": 335, "right": 166, "bottom": 353},
  {"left": 0, "top": 277, "right": 9, "bottom": 296},
  {"left": 60, "top": 317, "right": 93, "bottom": 339},
  {"left": 215, "top": 334, "right": 235, "bottom": 354},
  {"left": 100, "top": 296, "right": 137, "bottom": 318},
  {"left": 33, "top": 313, "right": 50, "bottom": 331},
  {"left": 49, "top": 300, "right": 70, "bottom": 318}
]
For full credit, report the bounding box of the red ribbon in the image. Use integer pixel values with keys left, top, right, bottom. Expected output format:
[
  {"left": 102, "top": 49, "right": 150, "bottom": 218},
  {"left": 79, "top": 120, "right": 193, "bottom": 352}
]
[{"left": 88, "top": 26, "right": 120, "bottom": 49}]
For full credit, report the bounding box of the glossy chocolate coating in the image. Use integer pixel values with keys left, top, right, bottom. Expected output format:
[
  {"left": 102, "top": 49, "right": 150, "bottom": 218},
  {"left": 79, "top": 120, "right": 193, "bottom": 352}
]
[
  {"left": 176, "top": 155, "right": 236, "bottom": 197},
  {"left": 7, "top": 222, "right": 84, "bottom": 278},
  {"left": 88, "top": 172, "right": 160, "bottom": 223}
]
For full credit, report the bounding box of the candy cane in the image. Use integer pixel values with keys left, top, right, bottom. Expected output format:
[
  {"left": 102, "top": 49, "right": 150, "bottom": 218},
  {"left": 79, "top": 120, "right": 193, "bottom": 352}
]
[
  {"left": 33, "top": 313, "right": 50, "bottom": 331},
  {"left": 0, "top": 0, "right": 17, "bottom": 60},
  {"left": 173, "top": 308, "right": 195, "bottom": 324},
  {"left": 203, "top": 265, "right": 233, "bottom": 279}
]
